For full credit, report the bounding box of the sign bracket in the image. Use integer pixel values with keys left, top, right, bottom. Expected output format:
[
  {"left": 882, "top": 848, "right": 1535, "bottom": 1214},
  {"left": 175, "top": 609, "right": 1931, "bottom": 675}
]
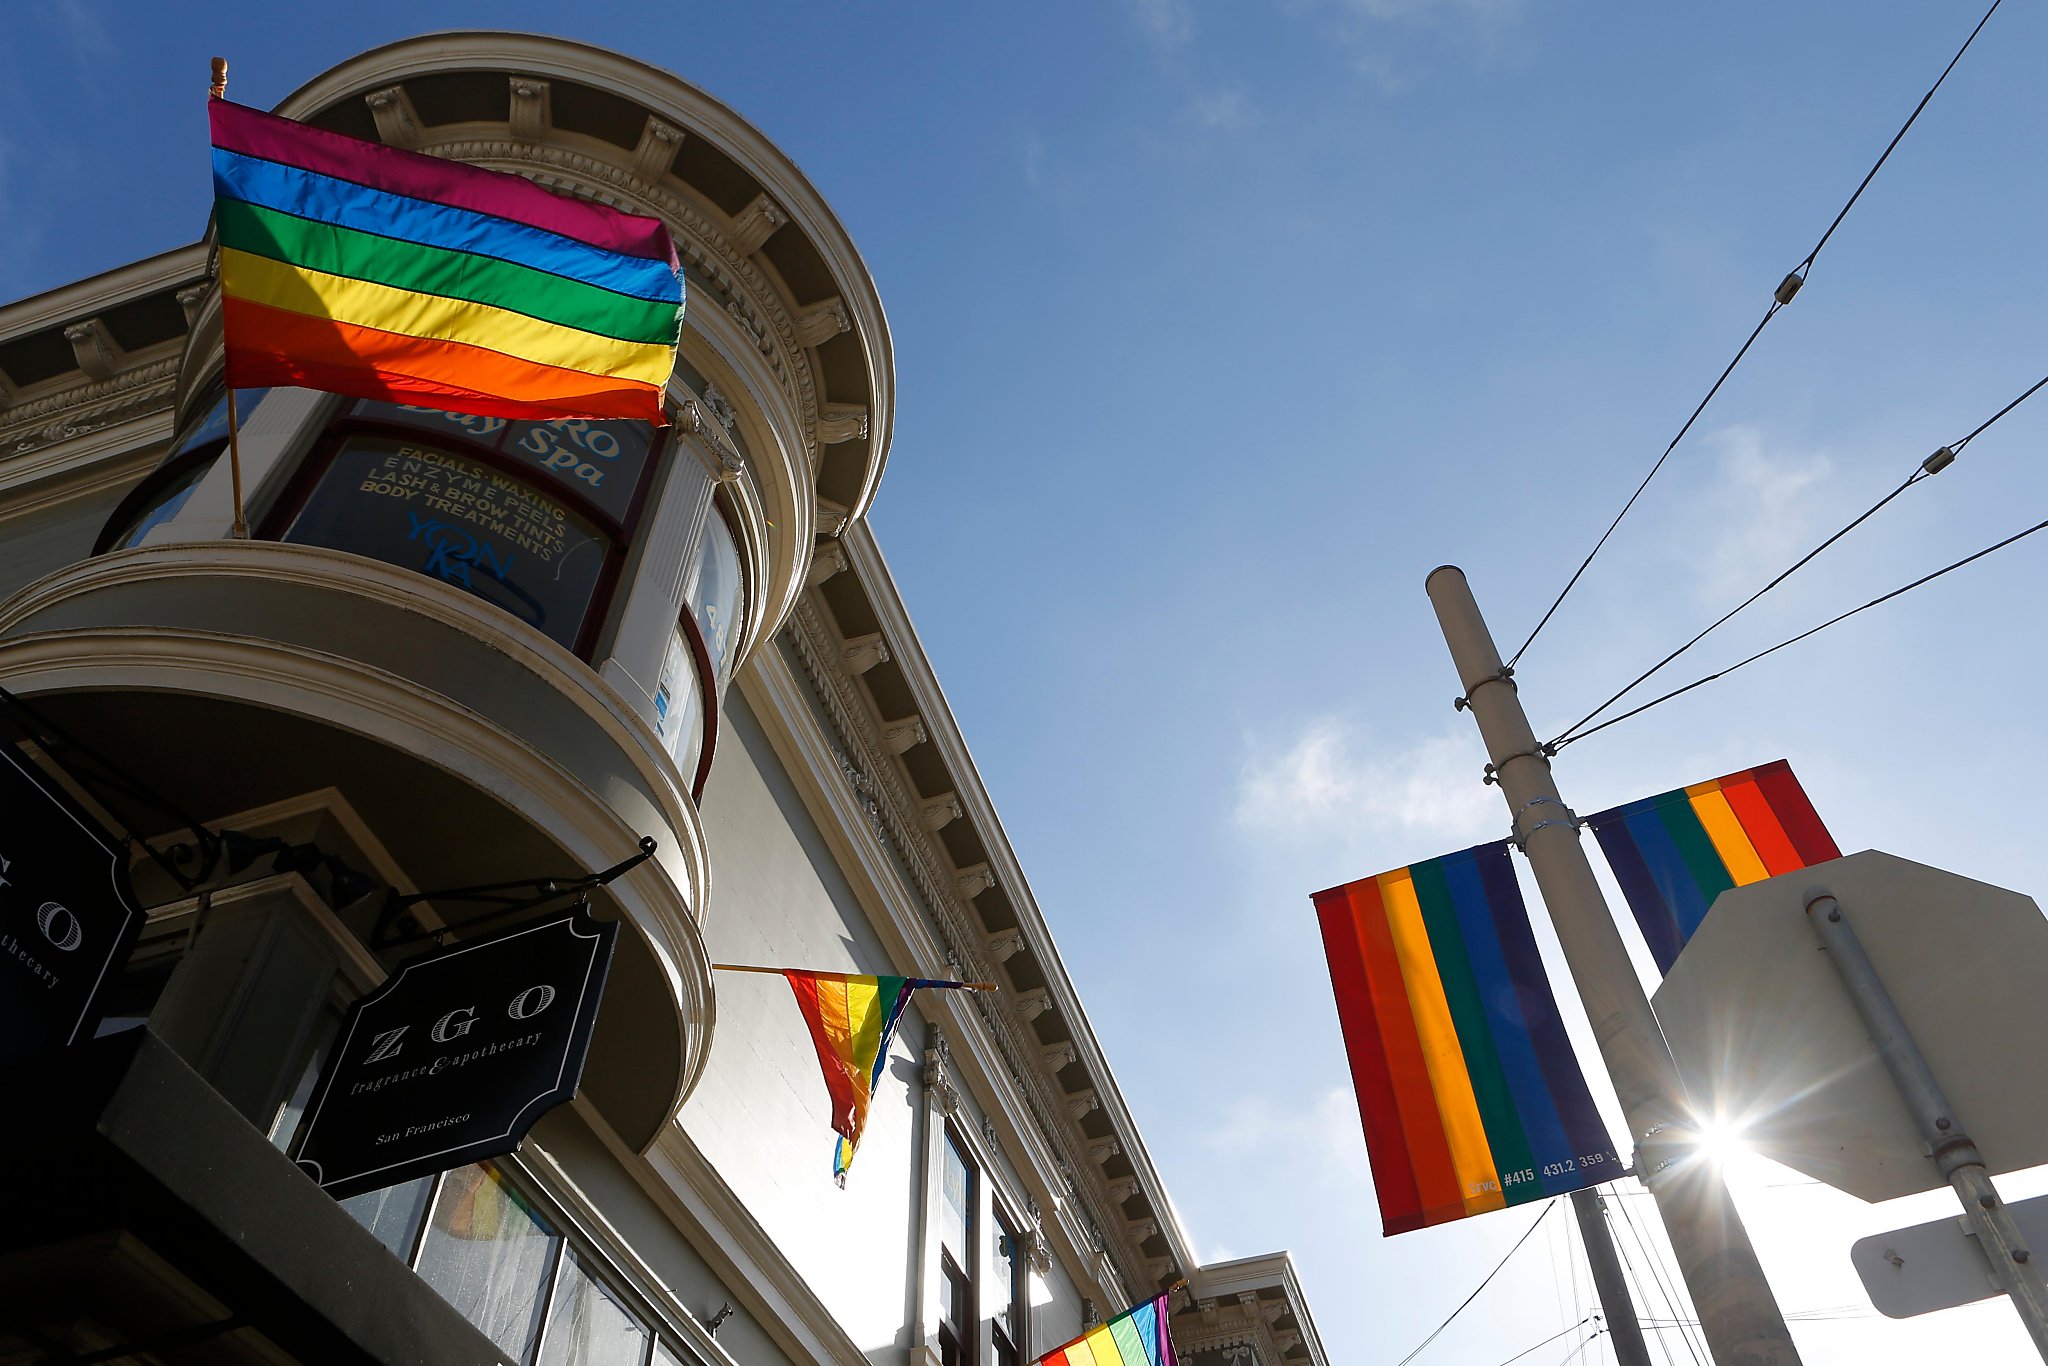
[{"left": 371, "top": 836, "right": 657, "bottom": 950}]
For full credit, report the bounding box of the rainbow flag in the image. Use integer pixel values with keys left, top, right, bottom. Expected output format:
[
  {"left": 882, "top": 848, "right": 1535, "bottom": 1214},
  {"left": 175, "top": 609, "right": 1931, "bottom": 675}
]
[
  {"left": 1585, "top": 759, "right": 1839, "bottom": 975},
  {"left": 208, "top": 99, "right": 682, "bottom": 424},
  {"left": 782, "top": 971, "right": 974, "bottom": 1185},
  {"left": 1036, "top": 1293, "right": 1174, "bottom": 1366},
  {"left": 1314, "top": 842, "right": 1620, "bottom": 1236}
]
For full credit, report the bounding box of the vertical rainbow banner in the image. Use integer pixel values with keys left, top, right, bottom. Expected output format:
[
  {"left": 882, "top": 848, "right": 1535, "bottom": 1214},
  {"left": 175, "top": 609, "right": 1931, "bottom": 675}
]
[
  {"left": 1314, "top": 842, "right": 1620, "bottom": 1236},
  {"left": 1585, "top": 759, "right": 1839, "bottom": 975}
]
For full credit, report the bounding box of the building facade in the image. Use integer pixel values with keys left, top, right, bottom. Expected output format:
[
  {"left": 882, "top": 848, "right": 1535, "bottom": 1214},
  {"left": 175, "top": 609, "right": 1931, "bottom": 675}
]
[{"left": 0, "top": 33, "right": 1328, "bottom": 1366}]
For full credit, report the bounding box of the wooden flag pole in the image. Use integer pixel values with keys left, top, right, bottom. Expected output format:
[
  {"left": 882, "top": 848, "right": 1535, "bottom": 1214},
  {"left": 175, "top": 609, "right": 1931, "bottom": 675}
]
[
  {"left": 209, "top": 56, "right": 248, "bottom": 540},
  {"left": 711, "top": 963, "right": 998, "bottom": 990}
]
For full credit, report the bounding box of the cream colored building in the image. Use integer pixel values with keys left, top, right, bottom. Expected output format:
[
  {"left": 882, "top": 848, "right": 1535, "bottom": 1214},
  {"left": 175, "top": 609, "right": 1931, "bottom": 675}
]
[{"left": 0, "top": 33, "right": 1328, "bottom": 1366}]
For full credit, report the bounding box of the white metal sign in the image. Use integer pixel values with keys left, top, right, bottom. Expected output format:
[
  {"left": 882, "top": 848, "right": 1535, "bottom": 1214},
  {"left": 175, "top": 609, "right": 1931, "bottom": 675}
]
[
  {"left": 1651, "top": 850, "right": 2048, "bottom": 1202},
  {"left": 1854, "top": 1194, "right": 2048, "bottom": 1318}
]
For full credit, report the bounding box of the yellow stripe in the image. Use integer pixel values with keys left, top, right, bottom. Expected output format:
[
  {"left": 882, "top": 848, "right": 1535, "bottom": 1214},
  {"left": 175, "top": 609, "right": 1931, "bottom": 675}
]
[
  {"left": 845, "top": 979, "right": 883, "bottom": 1106},
  {"left": 1082, "top": 1326, "right": 1122, "bottom": 1366},
  {"left": 1064, "top": 1337, "right": 1099, "bottom": 1366},
  {"left": 1688, "top": 784, "right": 1770, "bottom": 885},
  {"left": 220, "top": 248, "right": 673, "bottom": 385},
  {"left": 1379, "top": 869, "right": 1503, "bottom": 1215}
]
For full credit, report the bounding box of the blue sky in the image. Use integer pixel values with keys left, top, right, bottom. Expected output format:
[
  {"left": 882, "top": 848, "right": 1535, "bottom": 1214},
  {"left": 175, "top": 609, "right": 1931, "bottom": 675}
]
[{"left": 9, "top": 3, "right": 2048, "bottom": 1361}]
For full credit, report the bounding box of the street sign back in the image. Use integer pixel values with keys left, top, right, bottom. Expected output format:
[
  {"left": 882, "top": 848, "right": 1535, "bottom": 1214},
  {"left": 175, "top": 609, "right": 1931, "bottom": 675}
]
[
  {"left": 1854, "top": 1194, "right": 2048, "bottom": 1318},
  {"left": 1651, "top": 850, "right": 2048, "bottom": 1202}
]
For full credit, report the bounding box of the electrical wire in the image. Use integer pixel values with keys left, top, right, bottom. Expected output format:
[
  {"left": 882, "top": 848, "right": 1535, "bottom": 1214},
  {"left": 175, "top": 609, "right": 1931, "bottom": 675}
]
[
  {"left": 1551, "top": 365, "right": 2048, "bottom": 746},
  {"left": 1550, "top": 507, "right": 2048, "bottom": 751},
  {"left": 1506, "top": 0, "right": 2005, "bottom": 670},
  {"left": 1611, "top": 1187, "right": 1702, "bottom": 1366},
  {"left": 1493, "top": 1316, "right": 1597, "bottom": 1366},
  {"left": 1390, "top": 1201, "right": 1557, "bottom": 1366}
]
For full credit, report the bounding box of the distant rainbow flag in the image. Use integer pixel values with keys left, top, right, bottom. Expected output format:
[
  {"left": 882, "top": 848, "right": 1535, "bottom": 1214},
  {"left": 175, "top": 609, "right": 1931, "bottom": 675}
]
[
  {"left": 1585, "top": 759, "right": 1839, "bottom": 975},
  {"left": 768, "top": 970, "right": 980, "bottom": 1184},
  {"left": 1036, "top": 1292, "right": 1174, "bottom": 1366},
  {"left": 209, "top": 98, "right": 683, "bottom": 424},
  {"left": 1314, "top": 842, "right": 1620, "bottom": 1236}
]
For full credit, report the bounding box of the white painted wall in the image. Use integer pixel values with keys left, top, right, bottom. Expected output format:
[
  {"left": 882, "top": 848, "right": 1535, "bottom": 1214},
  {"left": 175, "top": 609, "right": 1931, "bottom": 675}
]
[{"left": 686, "top": 689, "right": 930, "bottom": 1365}]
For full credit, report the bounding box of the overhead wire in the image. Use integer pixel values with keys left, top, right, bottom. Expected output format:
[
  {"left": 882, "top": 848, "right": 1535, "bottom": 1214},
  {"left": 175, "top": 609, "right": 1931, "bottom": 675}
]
[
  {"left": 1550, "top": 365, "right": 2048, "bottom": 747},
  {"left": 1610, "top": 1186, "right": 1702, "bottom": 1366},
  {"left": 1506, "top": 0, "right": 2005, "bottom": 671},
  {"left": 1389, "top": 1201, "right": 1557, "bottom": 1366},
  {"left": 1492, "top": 1316, "right": 1598, "bottom": 1366},
  {"left": 1550, "top": 507, "right": 2048, "bottom": 751}
]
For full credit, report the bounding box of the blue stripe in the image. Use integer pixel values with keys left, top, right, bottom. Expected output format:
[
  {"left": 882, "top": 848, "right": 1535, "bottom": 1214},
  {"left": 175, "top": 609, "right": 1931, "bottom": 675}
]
[
  {"left": 1620, "top": 806, "right": 1715, "bottom": 944},
  {"left": 1471, "top": 843, "right": 1619, "bottom": 1184},
  {"left": 212, "top": 148, "right": 680, "bottom": 304},
  {"left": 1443, "top": 847, "right": 1579, "bottom": 1199},
  {"left": 1131, "top": 1302, "right": 1161, "bottom": 1366},
  {"left": 1588, "top": 814, "right": 1686, "bottom": 973}
]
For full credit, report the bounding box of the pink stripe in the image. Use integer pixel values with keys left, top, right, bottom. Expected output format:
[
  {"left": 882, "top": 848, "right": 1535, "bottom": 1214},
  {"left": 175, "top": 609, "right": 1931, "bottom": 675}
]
[{"left": 209, "top": 99, "right": 677, "bottom": 267}]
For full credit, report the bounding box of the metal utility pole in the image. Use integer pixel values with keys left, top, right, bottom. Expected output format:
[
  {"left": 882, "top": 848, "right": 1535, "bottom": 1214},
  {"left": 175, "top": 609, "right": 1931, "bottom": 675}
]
[
  {"left": 1803, "top": 887, "right": 2048, "bottom": 1359},
  {"left": 1571, "top": 1189, "right": 1652, "bottom": 1366},
  {"left": 1428, "top": 566, "right": 1800, "bottom": 1366}
]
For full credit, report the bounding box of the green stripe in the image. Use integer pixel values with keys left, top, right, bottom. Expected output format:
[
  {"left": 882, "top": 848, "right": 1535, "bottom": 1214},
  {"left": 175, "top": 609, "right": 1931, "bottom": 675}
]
[
  {"left": 1107, "top": 1313, "right": 1149, "bottom": 1366},
  {"left": 217, "top": 198, "right": 683, "bottom": 346},
  {"left": 1652, "top": 794, "right": 1735, "bottom": 904},
  {"left": 1410, "top": 858, "right": 1536, "bottom": 1192}
]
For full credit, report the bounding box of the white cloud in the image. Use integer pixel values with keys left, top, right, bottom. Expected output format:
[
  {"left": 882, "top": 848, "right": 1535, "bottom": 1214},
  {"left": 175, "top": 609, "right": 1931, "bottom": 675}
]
[
  {"left": 1203, "top": 1088, "right": 1367, "bottom": 1182},
  {"left": 1128, "top": 0, "right": 1197, "bottom": 51},
  {"left": 1190, "top": 85, "right": 1261, "bottom": 130},
  {"left": 1690, "top": 425, "right": 1834, "bottom": 604},
  {"left": 1234, "top": 719, "right": 1495, "bottom": 848}
]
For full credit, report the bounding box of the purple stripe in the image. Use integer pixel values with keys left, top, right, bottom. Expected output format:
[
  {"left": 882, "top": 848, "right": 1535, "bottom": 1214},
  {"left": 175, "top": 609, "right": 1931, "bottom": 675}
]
[{"left": 209, "top": 99, "right": 677, "bottom": 267}]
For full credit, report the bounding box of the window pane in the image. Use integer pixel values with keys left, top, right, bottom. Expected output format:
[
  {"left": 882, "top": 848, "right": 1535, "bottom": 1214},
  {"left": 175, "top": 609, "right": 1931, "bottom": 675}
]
[
  {"left": 653, "top": 624, "right": 705, "bottom": 778},
  {"left": 994, "top": 1217, "right": 1022, "bottom": 1349},
  {"left": 340, "top": 1175, "right": 434, "bottom": 1260},
  {"left": 416, "top": 1164, "right": 561, "bottom": 1359},
  {"left": 940, "top": 1134, "right": 973, "bottom": 1261},
  {"left": 687, "top": 510, "right": 743, "bottom": 689},
  {"left": 537, "top": 1251, "right": 651, "bottom": 1366},
  {"left": 651, "top": 1342, "right": 687, "bottom": 1366}
]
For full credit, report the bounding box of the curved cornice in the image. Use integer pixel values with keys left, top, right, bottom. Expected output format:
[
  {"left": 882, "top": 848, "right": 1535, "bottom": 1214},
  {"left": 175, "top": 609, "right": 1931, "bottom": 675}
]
[
  {"left": 272, "top": 32, "right": 893, "bottom": 525},
  {"left": 0, "top": 625, "right": 715, "bottom": 1130}
]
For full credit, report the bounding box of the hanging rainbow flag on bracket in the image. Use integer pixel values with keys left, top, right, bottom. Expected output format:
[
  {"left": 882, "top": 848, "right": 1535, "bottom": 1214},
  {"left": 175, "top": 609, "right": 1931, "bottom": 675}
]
[
  {"left": 1584, "top": 759, "right": 1840, "bottom": 975},
  {"left": 716, "top": 966, "right": 989, "bottom": 1185},
  {"left": 1036, "top": 1292, "right": 1175, "bottom": 1366},
  {"left": 209, "top": 98, "right": 683, "bottom": 423},
  {"left": 1314, "top": 842, "right": 1620, "bottom": 1236}
]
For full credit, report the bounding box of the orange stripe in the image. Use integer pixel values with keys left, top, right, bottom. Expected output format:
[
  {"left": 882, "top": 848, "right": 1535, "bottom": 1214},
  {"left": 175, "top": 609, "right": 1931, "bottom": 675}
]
[
  {"left": 1718, "top": 773, "right": 1805, "bottom": 876},
  {"left": 221, "top": 296, "right": 665, "bottom": 423},
  {"left": 1686, "top": 780, "right": 1771, "bottom": 886},
  {"left": 1349, "top": 880, "right": 1465, "bottom": 1222}
]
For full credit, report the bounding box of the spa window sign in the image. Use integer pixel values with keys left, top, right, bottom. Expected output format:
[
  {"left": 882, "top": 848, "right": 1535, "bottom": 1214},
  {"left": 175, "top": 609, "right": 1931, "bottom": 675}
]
[
  {"left": 0, "top": 742, "right": 146, "bottom": 1064},
  {"left": 284, "top": 437, "right": 614, "bottom": 650},
  {"left": 352, "top": 401, "right": 656, "bottom": 525},
  {"left": 293, "top": 910, "right": 617, "bottom": 1200}
]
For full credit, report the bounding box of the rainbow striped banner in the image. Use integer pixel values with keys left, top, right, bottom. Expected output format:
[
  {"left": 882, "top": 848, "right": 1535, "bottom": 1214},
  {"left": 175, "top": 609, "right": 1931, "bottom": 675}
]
[
  {"left": 1036, "top": 1293, "right": 1174, "bottom": 1366},
  {"left": 1585, "top": 759, "right": 1839, "bottom": 975},
  {"left": 1314, "top": 842, "right": 1619, "bottom": 1236},
  {"left": 209, "top": 99, "right": 682, "bottom": 424}
]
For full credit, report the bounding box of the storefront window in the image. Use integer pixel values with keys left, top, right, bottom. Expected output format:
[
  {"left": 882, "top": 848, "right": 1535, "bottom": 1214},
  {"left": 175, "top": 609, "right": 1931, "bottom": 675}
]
[
  {"left": 98, "top": 387, "right": 271, "bottom": 553},
  {"left": 538, "top": 1252, "right": 653, "bottom": 1366},
  {"left": 654, "top": 625, "right": 706, "bottom": 779},
  {"left": 342, "top": 1175, "right": 435, "bottom": 1260},
  {"left": 416, "top": 1164, "right": 562, "bottom": 1358},
  {"left": 282, "top": 437, "right": 613, "bottom": 651}
]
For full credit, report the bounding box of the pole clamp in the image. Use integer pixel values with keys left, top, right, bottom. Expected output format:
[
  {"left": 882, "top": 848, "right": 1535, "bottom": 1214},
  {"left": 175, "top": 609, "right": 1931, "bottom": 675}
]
[
  {"left": 1482, "top": 744, "right": 1554, "bottom": 785},
  {"left": 1508, "top": 796, "right": 1581, "bottom": 850},
  {"left": 1453, "top": 666, "right": 1515, "bottom": 711}
]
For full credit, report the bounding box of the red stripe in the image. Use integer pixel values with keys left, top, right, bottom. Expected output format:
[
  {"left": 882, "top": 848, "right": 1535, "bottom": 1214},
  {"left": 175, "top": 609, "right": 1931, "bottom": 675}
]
[
  {"left": 784, "top": 973, "right": 860, "bottom": 1136},
  {"left": 1314, "top": 884, "right": 1423, "bottom": 1234},
  {"left": 210, "top": 99, "right": 677, "bottom": 266},
  {"left": 1346, "top": 877, "right": 1465, "bottom": 1228},
  {"left": 221, "top": 296, "right": 666, "bottom": 424},
  {"left": 1752, "top": 759, "right": 1841, "bottom": 865},
  {"left": 1718, "top": 771, "right": 1805, "bottom": 876}
]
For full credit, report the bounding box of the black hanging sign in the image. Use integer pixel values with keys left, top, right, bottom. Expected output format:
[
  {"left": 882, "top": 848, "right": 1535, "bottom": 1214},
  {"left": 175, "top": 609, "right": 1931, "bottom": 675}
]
[
  {"left": 0, "top": 741, "right": 146, "bottom": 1064},
  {"left": 294, "top": 909, "right": 618, "bottom": 1200}
]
